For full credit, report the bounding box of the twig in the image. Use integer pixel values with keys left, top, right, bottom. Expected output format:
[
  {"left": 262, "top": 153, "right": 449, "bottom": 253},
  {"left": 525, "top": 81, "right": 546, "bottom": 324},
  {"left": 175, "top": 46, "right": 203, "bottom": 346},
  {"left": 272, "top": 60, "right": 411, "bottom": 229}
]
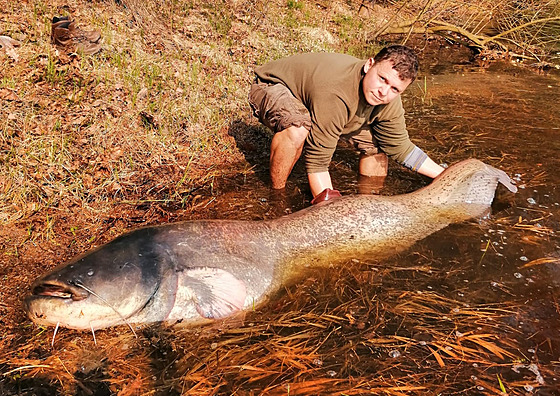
[
  {"left": 3, "top": 365, "right": 52, "bottom": 376},
  {"left": 481, "top": 16, "right": 560, "bottom": 45},
  {"left": 402, "top": 0, "right": 435, "bottom": 45}
]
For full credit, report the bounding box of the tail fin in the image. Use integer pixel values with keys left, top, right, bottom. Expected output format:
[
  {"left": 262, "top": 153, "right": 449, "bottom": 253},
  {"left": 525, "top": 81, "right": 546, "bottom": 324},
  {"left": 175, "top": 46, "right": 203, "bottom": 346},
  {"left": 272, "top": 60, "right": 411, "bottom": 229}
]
[{"left": 426, "top": 159, "right": 517, "bottom": 209}]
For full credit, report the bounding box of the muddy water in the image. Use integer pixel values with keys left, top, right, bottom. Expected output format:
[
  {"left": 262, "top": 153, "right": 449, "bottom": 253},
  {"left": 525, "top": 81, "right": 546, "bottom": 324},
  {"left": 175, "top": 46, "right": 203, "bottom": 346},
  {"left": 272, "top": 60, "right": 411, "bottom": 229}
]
[{"left": 4, "top": 64, "right": 560, "bottom": 395}]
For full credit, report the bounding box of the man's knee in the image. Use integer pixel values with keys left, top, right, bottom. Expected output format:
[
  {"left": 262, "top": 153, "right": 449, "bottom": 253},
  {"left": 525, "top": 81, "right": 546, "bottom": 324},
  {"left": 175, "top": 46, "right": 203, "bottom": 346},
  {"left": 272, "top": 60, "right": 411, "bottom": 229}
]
[
  {"left": 359, "top": 153, "right": 388, "bottom": 177},
  {"left": 287, "top": 125, "right": 309, "bottom": 143},
  {"left": 281, "top": 125, "right": 309, "bottom": 148}
]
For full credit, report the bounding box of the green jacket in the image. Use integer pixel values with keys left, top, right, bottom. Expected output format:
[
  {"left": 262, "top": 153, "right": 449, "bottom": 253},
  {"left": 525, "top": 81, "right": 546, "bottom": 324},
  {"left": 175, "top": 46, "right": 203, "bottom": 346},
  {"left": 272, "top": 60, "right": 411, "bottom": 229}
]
[{"left": 255, "top": 52, "right": 415, "bottom": 173}]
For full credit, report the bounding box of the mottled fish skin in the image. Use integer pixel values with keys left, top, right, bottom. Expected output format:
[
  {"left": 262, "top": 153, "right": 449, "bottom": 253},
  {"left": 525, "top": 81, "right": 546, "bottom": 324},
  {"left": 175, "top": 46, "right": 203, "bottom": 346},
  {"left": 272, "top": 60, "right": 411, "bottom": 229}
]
[{"left": 25, "top": 159, "right": 516, "bottom": 330}]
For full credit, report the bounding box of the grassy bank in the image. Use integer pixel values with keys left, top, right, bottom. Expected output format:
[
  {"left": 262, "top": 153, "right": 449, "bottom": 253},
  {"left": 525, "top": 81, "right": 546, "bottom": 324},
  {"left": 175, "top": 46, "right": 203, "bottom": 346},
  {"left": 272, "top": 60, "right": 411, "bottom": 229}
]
[{"left": 1, "top": 0, "right": 369, "bottom": 237}]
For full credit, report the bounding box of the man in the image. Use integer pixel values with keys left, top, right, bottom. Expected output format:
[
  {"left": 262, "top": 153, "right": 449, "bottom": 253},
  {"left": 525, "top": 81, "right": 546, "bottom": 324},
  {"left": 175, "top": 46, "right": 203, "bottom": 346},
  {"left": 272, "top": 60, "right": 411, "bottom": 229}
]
[{"left": 248, "top": 45, "right": 444, "bottom": 204}]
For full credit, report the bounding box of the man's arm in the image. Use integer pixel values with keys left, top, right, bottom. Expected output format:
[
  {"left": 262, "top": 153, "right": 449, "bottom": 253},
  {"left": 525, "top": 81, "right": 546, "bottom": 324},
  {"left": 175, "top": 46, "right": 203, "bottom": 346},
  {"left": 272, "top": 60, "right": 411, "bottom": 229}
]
[
  {"left": 417, "top": 156, "right": 445, "bottom": 178},
  {"left": 308, "top": 171, "right": 333, "bottom": 197},
  {"left": 370, "top": 99, "right": 444, "bottom": 180},
  {"left": 305, "top": 94, "right": 351, "bottom": 197}
]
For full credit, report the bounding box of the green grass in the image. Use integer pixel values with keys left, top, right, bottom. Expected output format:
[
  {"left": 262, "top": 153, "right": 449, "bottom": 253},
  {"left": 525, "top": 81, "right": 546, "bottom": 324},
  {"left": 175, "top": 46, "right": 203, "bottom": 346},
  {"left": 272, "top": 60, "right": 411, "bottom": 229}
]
[{"left": 287, "top": 0, "right": 303, "bottom": 11}]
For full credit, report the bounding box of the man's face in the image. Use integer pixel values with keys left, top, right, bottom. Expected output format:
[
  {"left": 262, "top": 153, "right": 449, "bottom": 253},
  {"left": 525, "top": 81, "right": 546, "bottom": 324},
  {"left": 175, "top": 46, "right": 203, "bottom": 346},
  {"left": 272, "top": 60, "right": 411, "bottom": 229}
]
[{"left": 362, "top": 58, "right": 411, "bottom": 106}]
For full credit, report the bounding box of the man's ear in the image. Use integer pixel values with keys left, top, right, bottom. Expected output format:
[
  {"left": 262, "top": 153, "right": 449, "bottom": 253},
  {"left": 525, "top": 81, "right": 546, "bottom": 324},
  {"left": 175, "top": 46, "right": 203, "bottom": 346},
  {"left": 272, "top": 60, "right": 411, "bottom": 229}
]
[{"left": 363, "top": 58, "right": 375, "bottom": 73}]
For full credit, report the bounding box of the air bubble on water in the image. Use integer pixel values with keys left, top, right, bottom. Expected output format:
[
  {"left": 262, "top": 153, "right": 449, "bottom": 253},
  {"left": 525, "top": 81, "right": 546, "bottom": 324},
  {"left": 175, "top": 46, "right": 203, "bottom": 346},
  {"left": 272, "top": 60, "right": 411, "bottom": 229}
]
[
  {"left": 523, "top": 385, "right": 534, "bottom": 392},
  {"left": 389, "top": 350, "right": 401, "bottom": 358},
  {"left": 326, "top": 370, "right": 337, "bottom": 377},
  {"left": 528, "top": 363, "right": 545, "bottom": 385},
  {"left": 514, "top": 272, "right": 523, "bottom": 279},
  {"left": 527, "top": 198, "right": 536, "bottom": 204},
  {"left": 87, "top": 270, "right": 94, "bottom": 276},
  {"left": 520, "top": 256, "right": 529, "bottom": 262}
]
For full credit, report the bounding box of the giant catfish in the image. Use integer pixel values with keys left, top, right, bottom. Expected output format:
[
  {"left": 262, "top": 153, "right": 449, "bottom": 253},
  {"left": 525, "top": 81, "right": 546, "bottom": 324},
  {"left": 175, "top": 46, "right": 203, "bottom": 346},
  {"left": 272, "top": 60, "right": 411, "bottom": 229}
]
[{"left": 25, "top": 159, "right": 517, "bottom": 330}]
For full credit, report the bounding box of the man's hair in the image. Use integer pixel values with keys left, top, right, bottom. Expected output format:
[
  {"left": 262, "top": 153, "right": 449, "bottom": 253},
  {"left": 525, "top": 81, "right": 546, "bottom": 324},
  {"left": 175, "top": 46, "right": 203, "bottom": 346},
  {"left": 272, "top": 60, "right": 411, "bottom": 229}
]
[{"left": 373, "top": 45, "right": 419, "bottom": 82}]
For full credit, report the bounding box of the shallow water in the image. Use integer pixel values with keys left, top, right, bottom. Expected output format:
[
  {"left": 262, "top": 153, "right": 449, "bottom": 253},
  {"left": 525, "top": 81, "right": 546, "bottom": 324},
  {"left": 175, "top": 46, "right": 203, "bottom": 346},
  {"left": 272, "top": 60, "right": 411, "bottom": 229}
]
[{"left": 4, "top": 63, "right": 560, "bottom": 395}]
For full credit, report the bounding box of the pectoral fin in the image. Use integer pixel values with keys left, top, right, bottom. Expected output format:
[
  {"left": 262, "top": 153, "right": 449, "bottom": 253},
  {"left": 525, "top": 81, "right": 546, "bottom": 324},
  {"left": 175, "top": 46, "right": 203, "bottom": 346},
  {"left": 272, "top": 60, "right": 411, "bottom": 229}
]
[{"left": 183, "top": 267, "right": 247, "bottom": 319}]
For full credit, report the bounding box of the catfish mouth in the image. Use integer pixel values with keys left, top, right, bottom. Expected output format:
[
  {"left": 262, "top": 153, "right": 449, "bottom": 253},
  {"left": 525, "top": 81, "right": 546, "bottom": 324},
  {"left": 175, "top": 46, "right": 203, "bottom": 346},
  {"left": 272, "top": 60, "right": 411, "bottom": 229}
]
[{"left": 31, "top": 280, "right": 89, "bottom": 301}]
